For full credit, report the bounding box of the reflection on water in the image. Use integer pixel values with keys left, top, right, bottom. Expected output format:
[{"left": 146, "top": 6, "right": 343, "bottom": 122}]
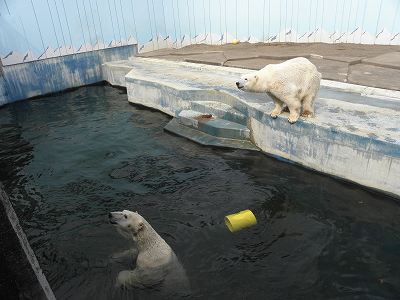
[{"left": 0, "top": 86, "right": 399, "bottom": 299}]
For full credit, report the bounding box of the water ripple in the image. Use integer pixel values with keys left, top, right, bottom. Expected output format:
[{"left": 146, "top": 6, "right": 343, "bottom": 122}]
[{"left": 0, "top": 86, "right": 399, "bottom": 299}]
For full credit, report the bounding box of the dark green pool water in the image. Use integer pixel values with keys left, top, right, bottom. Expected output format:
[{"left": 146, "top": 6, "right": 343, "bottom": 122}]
[{"left": 0, "top": 86, "right": 399, "bottom": 300}]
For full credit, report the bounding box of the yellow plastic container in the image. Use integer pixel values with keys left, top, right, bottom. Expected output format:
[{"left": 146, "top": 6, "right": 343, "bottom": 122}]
[
  {"left": 225, "top": 209, "right": 257, "bottom": 232},
  {"left": 232, "top": 39, "right": 240, "bottom": 45}
]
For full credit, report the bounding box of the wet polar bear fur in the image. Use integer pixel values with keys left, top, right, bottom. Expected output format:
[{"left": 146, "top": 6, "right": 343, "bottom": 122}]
[
  {"left": 109, "top": 210, "right": 189, "bottom": 293},
  {"left": 236, "top": 57, "right": 321, "bottom": 123}
]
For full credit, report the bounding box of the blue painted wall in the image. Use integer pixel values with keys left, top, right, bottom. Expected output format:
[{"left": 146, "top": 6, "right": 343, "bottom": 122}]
[{"left": 1, "top": 44, "right": 137, "bottom": 104}]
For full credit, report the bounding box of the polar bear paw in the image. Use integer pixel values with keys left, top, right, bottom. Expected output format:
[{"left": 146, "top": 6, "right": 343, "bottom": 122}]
[
  {"left": 270, "top": 107, "right": 285, "bottom": 118},
  {"left": 288, "top": 115, "right": 299, "bottom": 124},
  {"left": 116, "top": 270, "right": 145, "bottom": 289},
  {"left": 300, "top": 110, "right": 314, "bottom": 118},
  {"left": 270, "top": 111, "right": 280, "bottom": 118}
]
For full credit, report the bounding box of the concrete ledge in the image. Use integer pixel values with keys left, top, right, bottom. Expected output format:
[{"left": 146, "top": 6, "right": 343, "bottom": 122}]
[
  {"left": 104, "top": 57, "right": 400, "bottom": 197},
  {"left": 165, "top": 118, "right": 259, "bottom": 151},
  {"left": 102, "top": 63, "right": 133, "bottom": 87},
  {"left": 320, "top": 79, "right": 400, "bottom": 99},
  {"left": 177, "top": 110, "right": 250, "bottom": 140},
  {"left": 190, "top": 101, "right": 247, "bottom": 125}
]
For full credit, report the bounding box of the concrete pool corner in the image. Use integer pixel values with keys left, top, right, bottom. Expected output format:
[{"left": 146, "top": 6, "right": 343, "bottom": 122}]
[
  {"left": 0, "top": 45, "right": 137, "bottom": 105},
  {"left": 102, "top": 57, "right": 400, "bottom": 198}
]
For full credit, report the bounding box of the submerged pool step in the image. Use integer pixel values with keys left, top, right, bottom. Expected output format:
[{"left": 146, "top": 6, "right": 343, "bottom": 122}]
[
  {"left": 190, "top": 101, "right": 247, "bottom": 125},
  {"left": 164, "top": 118, "right": 259, "bottom": 151},
  {"left": 177, "top": 110, "right": 250, "bottom": 140}
]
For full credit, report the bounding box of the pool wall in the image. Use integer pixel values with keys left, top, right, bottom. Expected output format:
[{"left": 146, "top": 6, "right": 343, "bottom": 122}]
[
  {"left": 0, "top": 61, "right": 6, "bottom": 106},
  {"left": 0, "top": 45, "right": 137, "bottom": 106},
  {"left": 0, "top": 187, "right": 56, "bottom": 299},
  {"left": 0, "top": 78, "right": 6, "bottom": 107}
]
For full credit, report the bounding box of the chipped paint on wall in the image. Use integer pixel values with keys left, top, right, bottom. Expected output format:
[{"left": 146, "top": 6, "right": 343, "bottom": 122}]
[{"left": 1, "top": 45, "right": 137, "bottom": 105}]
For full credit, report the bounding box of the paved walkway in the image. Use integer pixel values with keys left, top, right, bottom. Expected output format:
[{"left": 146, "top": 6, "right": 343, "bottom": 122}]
[{"left": 138, "top": 43, "right": 400, "bottom": 91}]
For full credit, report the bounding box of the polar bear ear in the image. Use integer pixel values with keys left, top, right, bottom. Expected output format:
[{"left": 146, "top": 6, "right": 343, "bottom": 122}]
[{"left": 138, "top": 221, "right": 144, "bottom": 231}]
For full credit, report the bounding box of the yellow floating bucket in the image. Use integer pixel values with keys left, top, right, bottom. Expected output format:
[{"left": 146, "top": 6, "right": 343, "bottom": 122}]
[{"left": 225, "top": 209, "right": 257, "bottom": 232}]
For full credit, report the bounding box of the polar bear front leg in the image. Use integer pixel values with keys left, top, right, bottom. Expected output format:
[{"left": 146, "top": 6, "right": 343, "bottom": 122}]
[
  {"left": 270, "top": 96, "right": 284, "bottom": 118},
  {"left": 286, "top": 98, "right": 301, "bottom": 124},
  {"left": 111, "top": 248, "right": 138, "bottom": 260},
  {"left": 116, "top": 269, "right": 145, "bottom": 289}
]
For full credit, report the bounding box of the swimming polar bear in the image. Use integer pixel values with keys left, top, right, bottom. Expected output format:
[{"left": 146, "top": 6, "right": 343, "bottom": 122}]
[
  {"left": 236, "top": 57, "right": 321, "bottom": 123},
  {"left": 108, "top": 210, "right": 189, "bottom": 294}
]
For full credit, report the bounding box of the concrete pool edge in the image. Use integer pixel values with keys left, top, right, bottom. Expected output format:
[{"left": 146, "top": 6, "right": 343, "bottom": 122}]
[
  {"left": 104, "top": 57, "right": 400, "bottom": 99},
  {"left": 320, "top": 79, "right": 400, "bottom": 100},
  {"left": 101, "top": 58, "right": 400, "bottom": 198},
  {"left": 0, "top": 186, "right": 56, "bottom": 299}
]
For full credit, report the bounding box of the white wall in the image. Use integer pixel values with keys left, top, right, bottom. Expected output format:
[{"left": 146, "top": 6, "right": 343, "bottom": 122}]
[{"left": 0, "top": 0, "right": 399, "bottom": 60}]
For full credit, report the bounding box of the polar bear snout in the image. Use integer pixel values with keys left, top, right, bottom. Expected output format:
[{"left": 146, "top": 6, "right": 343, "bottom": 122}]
[
  {"left": 109, "top": 211, "right": 125, "bottom": 224},
  {"left": 236, "top": 79, "right": 245, "bottom": 90},
  {"left": 108, "top": 211, "right": 133, "bottom": 229},
  {"left": 236, "top": 81, "right": 243, "bottom": 89},
  {"left": 109, "top": 212, "right": 120, "bottom": 224}
]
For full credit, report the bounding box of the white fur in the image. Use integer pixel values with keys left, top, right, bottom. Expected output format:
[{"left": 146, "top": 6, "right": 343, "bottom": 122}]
[
  {"left": 236, "top": 57, "right": 321, "bottom": 123},
  {"left": 109, "top": 210, "right": 189, "bottom": 294}
]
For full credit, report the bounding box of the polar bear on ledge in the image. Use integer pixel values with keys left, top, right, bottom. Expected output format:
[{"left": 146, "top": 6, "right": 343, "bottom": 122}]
[
  {"left": 236, "top": 57, "right": 321, "bottom": 124},
  {"left": 108, "top": 210, "right": 189, "bottom": 293}
]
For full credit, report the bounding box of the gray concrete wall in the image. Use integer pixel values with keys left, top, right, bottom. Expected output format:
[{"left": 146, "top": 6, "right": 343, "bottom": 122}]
[
  {"left": 1, "top": 45, "right": 137, "bottom": 105},
  {"left": 102, "top": 63, "right": 134, "bottom": 87}
]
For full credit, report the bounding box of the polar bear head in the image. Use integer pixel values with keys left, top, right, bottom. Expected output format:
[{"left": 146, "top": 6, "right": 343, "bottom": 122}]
[
  {"left": 109, "top": 210, "right": 145, "bottom": 241},
  {"left": 236, "top": 72, "right": 262, "bottom": 92}
]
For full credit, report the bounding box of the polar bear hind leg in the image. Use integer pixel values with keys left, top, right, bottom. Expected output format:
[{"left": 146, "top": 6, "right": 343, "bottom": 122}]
[
  {"left": 301, "top": 93, "right": 315, "bottom": 118},
  {"left": 301, "top": 73, "right": 320, "bottom": 118},
  {"left": 286, "top": 97, "right": 302, "bottom": 124}
]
